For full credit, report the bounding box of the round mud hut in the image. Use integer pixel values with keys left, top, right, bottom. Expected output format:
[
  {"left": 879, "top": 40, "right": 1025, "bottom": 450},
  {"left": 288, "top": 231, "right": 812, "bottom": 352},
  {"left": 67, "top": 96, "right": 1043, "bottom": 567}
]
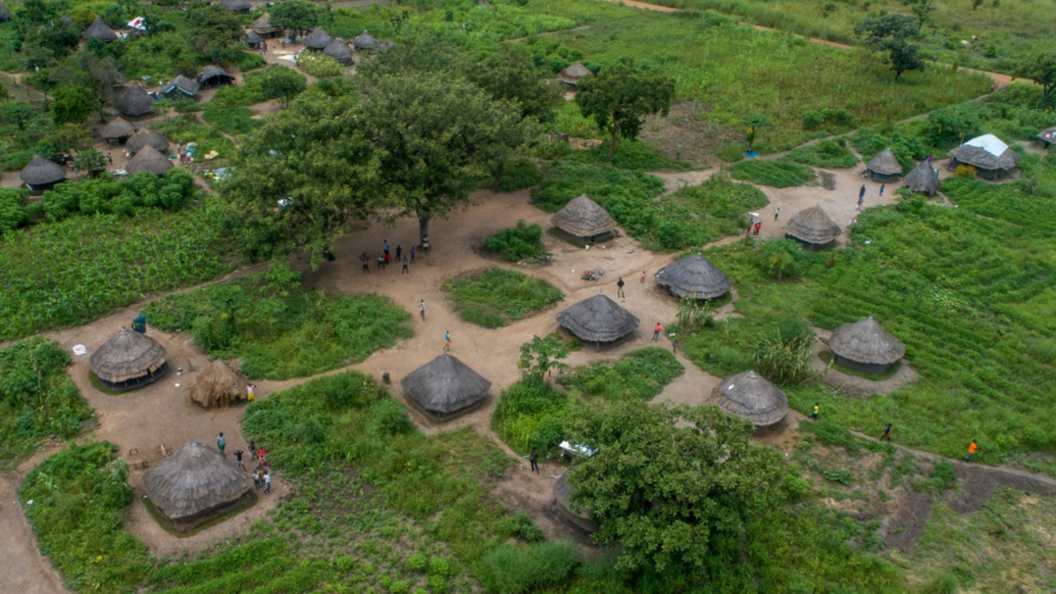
[
  {"left": 90, "top": 328, "right": 168, "bottom": 391},
  {"left": 323, "top": 38, "right": 353, "bottom": 64},
  {"left": 126, "top": 128, "right": 169, "bottom": 155},
  {"left": 401, "top": 353, "right": 492, "bottom": 420},
  {"left": 711, "top": 370, "right": 788, "bottom": 430},
  {"left": 125, "top": 145, "right": 173, "bottom": 175},
  {"left": 101, "top": 116, "right": 135, "bottom": 145},
  {"left": 552, "top": 195, "right": 618, "bottom": 243},
  {"left": 352, "top": 30, "right": 377, "bottom": 51},
  {"left": 903, "top": 159, "right": 941, "bottom": 196},
  {"left": 303, "top": 27, "right": 334, "bottom": 51},
  {"left": 553, "top": 473, "right": 599, "bottom": 535},
  {"left": 784, "top": 205, "right": 840, "bottom": 248},
  {"left": 947, "top": 133, "right": 1020, "bottom": 180},
  {"left": 84, "top": 16, "right": 117, "bottom": 43},
  {"left": 655, "top": 253, "right": 732, "bottom": 300},
  {"left": 557, "top": 62, "right": 593, "bottom": 88},
  {"left": 189, "top": 360, "right": 244, "bottom": 408},
  {"left": 116, "top": 85, "right": 155, "bottom": 118},
  {"left": 829, "top": 316, "right": 905, "bottom": 375},
  {"left": 866, "top": 148, "right": 902, "bottom": 182},
  {"left": 20, "top": 154, "right": 66, "bottom": 192},
  {"left": 143, "top": 442, "right": 253, "bottom": 529},
  {"left": 556, "top": 293, "right": 639, "bottom": 345}
]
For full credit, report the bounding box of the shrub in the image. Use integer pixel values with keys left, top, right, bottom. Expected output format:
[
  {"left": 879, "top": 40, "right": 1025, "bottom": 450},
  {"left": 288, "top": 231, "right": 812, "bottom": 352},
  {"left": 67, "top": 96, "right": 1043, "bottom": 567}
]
[
  {"left": 406, "top": 551, "right": 427, "bottom": 573},
  {"left": 717, "top": 142, "right": 745, "bottom": 163},
  {"left": 729, "top": 159, "right": 815, "bottom": 187},
  {"left": 483, "top": 220, "right": 546, "bottom": 262},
  {"left": 753, "top": 318, "right": 817, "bottom": 386},
  {"left": 787, "top": 139, "right": 858, "bottom": 169},
  {"left": 297, "top": 52, "right": 344, "bottom": 78},
  {"left": 559, "top": 347, "right": 684, "bottom": 401},
  {"left": 478, "top": 541, "right": 581, "bottom": 594},
  {"left": 531, "top": 161, "right": 664, "bottom": 212},
  {"left": 442, "top": 268, "right": 563, "bottom": 328},
  {"left": 0, "top": 188, "right": 28, "bottom": 235},
  {"left": 954, "top": 164, "right": 977, "bottom": 178},
  {"left": 492, "top": 378, "right": 568, "bottom": 452},
  {"left": 202, "top": 107, "right": 259, "bottom": 135},
  {"left": 493, "top": 157, "right": 543, "bottom": 192},
  {"left": 503, "top": 511, "right": 545, "bottom": 543}
]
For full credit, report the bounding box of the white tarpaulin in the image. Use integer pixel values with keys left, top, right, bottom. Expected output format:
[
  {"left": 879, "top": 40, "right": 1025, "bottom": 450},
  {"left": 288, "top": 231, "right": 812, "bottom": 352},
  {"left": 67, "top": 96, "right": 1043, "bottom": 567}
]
[
  {"left": 963, "top": 133, "right": 1009, "bottom": 158},
  {"left": 127, "top": 17, "right": 145, "bottom": 31}
]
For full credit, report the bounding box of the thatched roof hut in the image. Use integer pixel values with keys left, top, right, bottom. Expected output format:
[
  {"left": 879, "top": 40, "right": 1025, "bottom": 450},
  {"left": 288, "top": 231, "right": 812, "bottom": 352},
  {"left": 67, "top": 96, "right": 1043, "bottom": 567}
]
[
  {"left": 1038, "top": 126, "right": 1056, "bottom": 147},
  {"left": 246, "top": 30, "right": 264, "bottom": 48},
  {"left": 126, "top": 145, "right": 173, "bottom": 175},
  {"left": 303, "top": 27, "right": 334, "bottom": 51},
  {"left": 126, "top": 128, "right": 169, "bottom": 155},
  {"left": 20, "top": 154, "right": 66, "bottom": 191},
  {"left": 143, "top": 442, "right": 252, "bottom": 526},
  {"left": 711, "top": 370, "right": 788, "bottom": 429},
  {"left": 0, "top": 4, "right": 13, "bottom": 22},
  {"left": 323, "top": 39, "right": 353, "bottom": 64},
  {"left": 84, "top": 16, "right": 118, "bottom": 43},
  {"left": 251, "top": 12, "right": 281, "bottom": 37},
  {"left": 401, "top": 354, "right": 491, "bottom": 418},
  {"left": 557, "top": 62, "right": 593, "bottom": 87},
  {"left": 866, "top": 148, "right": 902, "bottom": 182},
  {"left": 198, "top": 65, "right": 235, "bottom": 86},
  {"left": 353, "top": 30, "right": 378, "bottom": 50},
  {"left": 189, "top": 360, "right": 244, "bottom": 408},
  {"left": 655, "top": 253, "right": 732, "bottom": 300},
  {"left": 116, "top": 85, "right": 155, "bottom": 117},
  {"left": 552, "top": 195, "right": 617, "bottom": 241},
  {"left": 903, "top": 159, "right": 941, "bottom": 196},
  {"left": 90, "top": 328, "right": 167, "bottom": 391},
  {"left": 947, "top": 133, "right": 1020, "bottom": 180},
  {"left": 220, "top": 0, "right": 251, "bottom": 13},
  {"left": 378, "top": 39, "right": 396, "bottom": 54},
  {"left": 553, "top": 473, "right": 598, "bottom": 535},
  {"left": 829, "top": 316, "right": 905, "bottom": 375},
  {"left": 557, "top": 293, "right": 639, "bottom": 344},
  {"left": 101, "top": 116, "right": 135, "bottom": 144},
  {"left": 160, "top": 75, "right": 199, "bottom": 98},
  {"left": 784, "top": 205, "right": 840, "bottom": 247}
]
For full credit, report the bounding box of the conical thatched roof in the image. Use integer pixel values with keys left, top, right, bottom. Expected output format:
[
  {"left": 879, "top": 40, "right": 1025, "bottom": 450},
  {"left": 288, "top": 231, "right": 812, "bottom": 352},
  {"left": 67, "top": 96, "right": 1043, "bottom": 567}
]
[
  {"left": 785, "top": 205, "right": 840, "bottom": 245},
  {"left": 220, "top": 0, "right": 251, "bottom": 11},
  {"left": 160, "top": 74, "right": 199, "bottom": 97},
  {"left": 189, "top": 360, "right": 243, "bottom": 408},
  {"left": 1038, "top": 127, "right": 1056, "bottom": 145},
  {"left": 948, "top": 133, "right": 1020, "bottom": 171},
  {"left": 323, "top": 39, "right": 353, "bottom": 63},
  {"left": 116, "top": 85, "right": 154, "bottom": 117},
  {"left": 126, "top": 145, "right": 173, "bottom": 175},
  {"left": 353, "top": 30, "right": 377, "bottom": 50},
  {"left": 126, "top": 128, "right": 169, "bottom": 155},
  {"left": 655, "top": 253, "right": 732, "bottom": 300},
  {"left": 558, "top": 62, "right": 593, "bottom": 85},
  {"left": 401, "top": 354, "right": 491, "bottom": 415},
  {"left": 84, "top": 16, "right": 118, "bottom": 42},
  {"left": 144, "top": 442, "right": 252, "bottom": 523},
  {"left": 90, "top": 328, "right": 166, "bottom": 384},
  {"left": 198, "top": 65, "right": 234, "bottom": 84},
  {"left": 303, "top": 27, "right": 334, "bottom": 50},
  {"left": 829, "top": 316, "right": 904, "bottom": 366},
  {"left": 711, "top": 370, "right": 788, "bottom": 428},
  {"left": 101, "top": 116, "right": 135, "bottom": 140},
  {"left": 0, "top": 4, "right": 12, "bottom": 22},
  {"left": 866, "top": 148, "right": 901, "bottom": 176},
  {"left": 552, "top": 195, "right": 617, "bottom": 238},
  {"left": 557, "top": 293, "right": 639, "bottom": 343},
  {"left": 903, "top": 160, "right": 941, "bottom": 196},
  {"left": 20, "top": 154, "right": 66, "bottom": 186},
  {"left": 246, "top": 30, "right": 263, "bottom": 45}
]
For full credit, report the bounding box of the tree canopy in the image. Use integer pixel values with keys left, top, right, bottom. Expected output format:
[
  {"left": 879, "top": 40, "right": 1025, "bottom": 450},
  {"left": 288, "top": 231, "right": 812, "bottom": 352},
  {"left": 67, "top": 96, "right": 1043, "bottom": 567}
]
[
  {"left": 1016, "top": 48, "right": 1056, "bottom": 109},
  {"left": 270, "top": 0, "right": 318, "bottom": 36},
  {"left": 575, "top": 60, "right": 675, "bottom": 162},
  {"left": 185, "top": 5, "right": 245, "bottom": 63},
  {"left": 51, "top": 85, "right": 97, "bottom": 125},
  {"left": 855, "top": 14, "right": 925, "bottom": 82}
]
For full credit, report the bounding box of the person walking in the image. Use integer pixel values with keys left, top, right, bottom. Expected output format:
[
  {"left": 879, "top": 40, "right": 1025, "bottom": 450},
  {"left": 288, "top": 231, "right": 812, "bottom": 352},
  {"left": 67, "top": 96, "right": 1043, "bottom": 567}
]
[
  {"left": 410, "top": 246, "right": 416, "bottom": 264},
  {"left": 879, "top": 183, "right": 885, "bottom": 197},
  {"left": 529, "top": 449, "right": 539, "bottom": 474},
  {"left": 653, "top": 322, "right": 663, "bottom": 342},
  {"left": 246, "top": 383, "right": 256, "bottom": 402},
  {"left": 234, "top": 449, "right": 246, "bottom": 470},
  {"left": 361, "top": 253, "right": 370, "bottom": 273},
  {"left": 420, "top": 300, "right": 426, "bottom": 322},
  {"left": 617, "top": 277, "right": 626, "bottom": 299},
  {"left": 402, "top": 256, "right": 409, "bottom": 274},
  {"left": 774, "top": 207, "right": 781, "bottom": 221},
  {"left": 396, "top": 245, "right": 402, "bottom": 261},
  {"left": 810, "top": 403, "right": 819, "bottom": 421},
  {"left": 880, "top": 423, "right": 892, "bottom": 442},
  {"left": 444, "top": 330, "right": 451, "bottom": 352},
  {"left": 671, "top": 335, "right": 679, "bottom": 354},
  {"left": 217, "top": 432, "right": 226, "bottom": 456},
  {"left": 640, "top": 271, "right": 646, "bottom": 283},
  {"left": 966, "top": 440, "right": 977, "bottom": 462},
  {"left": 264, "top": 470, "right": 272, "bottom": 494},
  {"left": 249, "top": 439, "right": 257, "bottom": 459},
  {"left": 384, "top": 240, "right": 389, "bottom": 257},
  {"left": 253, "top": 467, "right": 262, "bottom": 490},
  {"left": 859, "top": 185, "right": 866, "bottom": 199}
]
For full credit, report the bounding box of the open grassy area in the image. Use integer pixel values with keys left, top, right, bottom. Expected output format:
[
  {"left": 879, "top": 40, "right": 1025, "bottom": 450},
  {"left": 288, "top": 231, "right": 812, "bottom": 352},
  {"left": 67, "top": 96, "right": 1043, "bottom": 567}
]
[
  {"left": 728, "top": 159, "right": 817, "bottom": 187},
  {"left": 442, "top": 267, "right": 564, "bottom": 329}
]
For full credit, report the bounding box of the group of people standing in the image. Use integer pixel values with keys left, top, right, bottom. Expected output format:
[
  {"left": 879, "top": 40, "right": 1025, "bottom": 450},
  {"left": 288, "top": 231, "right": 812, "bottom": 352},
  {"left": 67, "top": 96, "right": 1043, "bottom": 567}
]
[
  {"left": 218, "top": 432, "right": 273, "bottom": 494},
  {"left": 362, "top": 239, "right": 418, "bottom": 274}
]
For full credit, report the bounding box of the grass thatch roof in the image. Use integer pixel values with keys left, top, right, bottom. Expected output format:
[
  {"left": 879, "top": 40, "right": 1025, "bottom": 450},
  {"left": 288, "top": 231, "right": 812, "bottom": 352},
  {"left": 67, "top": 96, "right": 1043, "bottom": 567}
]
[
  {"left": 189, "top": 360, "right": 243, "bottom": 408},
  {"left": 246, "top": 30, "right": 263, "bottom": 45},
  {"left": 829, "top": 316, "right": 904, "bottom": 366},
  {"left": 903, "top": 160, "right": 941, "bottom": 196},
  {"left": 711, "top": 370, "right": 788, "bottom": 428},
  {"left": 948, "top": 133, "right": 1020, "bottom": 171},
  {"left": 353, "top": 30, "right": 377, "bottom": 50},
  {"left": 20, "top": 154, "right": 66, "bottom": 186},
  {"left": 126, "top": 145, "right": 173, "bottom": 175},
  {"left": 90, "top": 328, "right": 166, "bottom": 384},
  {"left": 785, "top": 205, "right": 840, "bottom": 245},
  {"left": 101, "top": 116, "right": 135, "bottom": 140},
  {"left": 303, "top": 27, "right": 334, "bottom": 50},
  {"left": 144, "top": 442, "right": 252, "bottom": 522},
  {"left": 0, "top": 4, "right": 13, "bottom": 22},
  {"left": 126, "top": 128, "right": 169, "bottom": 155},
  {"left": 552, "top": 195, "right": 617, "bottom": 238},
  {"left": 401, "top": 354, "right": 491, "bottom": 415},
  {"left": 84, "top": 16, "right": 117, "bottom": 42},
  {"left": 557, "top": 293, "right": 639, "bottom": 343},
  {"left": 220, "top": 0, "right": 251, "bottom": 11},
  {"left": 558, "top": 62, "right": 593, "bottom": 85},
  {"left": 655, "top": 253, "right": 732, "bottom": 300},
  {"left": 198, "top": 65, "right": 234, "bottom": 84},
  {"left": 1037, "top": 126, "right": 1056, "bottom": 145},
  {"left": 116, "top": 85, "right": 154, "bottom": 117},
  {"left": 323, "top": 39, "right": 353, "bottom": 63},
  {"left": 251, "top": 12, "right": 279, "bottom": 33},
  {"left": 866, "top": 148, "right": 901, "bottom": 176},
  {"left": 160, "top": 74, "right": 200, "bottom": 97}
]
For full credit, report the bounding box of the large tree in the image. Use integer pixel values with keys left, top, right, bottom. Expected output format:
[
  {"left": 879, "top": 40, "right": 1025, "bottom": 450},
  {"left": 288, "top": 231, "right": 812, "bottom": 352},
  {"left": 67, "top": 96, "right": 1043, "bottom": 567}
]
[
  {"left": 575, "top": 60, "right": 675, "bottom": 163},
  {"left": 185, "top": 5, "right": 245, "bottom": 63},
  {"left": 1016, "top": 48, "right": 1056, "bottom": 109},
  {"left": 270, "top": 0, "right": 318, "bottom": 37},
  {"left": 51, "top": 85, "right": 98, "bottom": 125},
  {"left": 259, "top": 65, "right": 307, "bottom": 108},
  {"left": 51, "top": 52, "right": 125, "bottom": 121},
  {"left": 855, "top": 14, "right": 924, "bottom": 82},
  {"left": 567, "top": 400, "right": 783, "bottom": 574}
]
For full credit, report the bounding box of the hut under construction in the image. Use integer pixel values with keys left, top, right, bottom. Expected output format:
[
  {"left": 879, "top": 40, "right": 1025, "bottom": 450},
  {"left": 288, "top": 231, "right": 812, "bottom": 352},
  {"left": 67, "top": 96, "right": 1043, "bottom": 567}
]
[
  {"left": 557, "top": 62, "right": 593, "bottom": 88},
  {"left": 784, "top": 205, "right": 840, "bottom": 248},
  {"left": 557, "top": 293, "right": 639, "bottom": 345},
  {"left": 143, "top": 442, "right": 253, "bottom": 528},
  {"left": 188, "top": 360, "right": 244, "bottom": 408},
  {"left": 947, "top": 133, "right": 1020, "bottom": 180},
  {"left": 84, "top": 16, "right": 118, "bottom": 43},
  {"left": 865, "top": 148, "right": 902, "bottom": 182},
  {"left": 90, "top": 327, "right": 168, "bottom": 391},
  {"left": 552, "top": 195, "right": 617, "bottom": 243},
  {"left": 553, "top": 473, "right": 599, "bottom": 535},
  {"left": 401, "top": 354, "right": 492, "bottom": 419},
  {"left": 125, "top": 145, "right": 173, "bottom": 176},
  {"left": 903, "top": 159, "right": 941, "bottom": 196},
  {"left": 116, "top": 85, "right": 155, "bottom": 118},
  {"left": 101, "top": 116, "right": 135, "bottom": 145},
  {"left": 20, "top": 154, "right": 66, "bottom": 192},
  {"left": 654, "top": 253, "right": 732, "bottom": 300},
  {"left": 829, "top": 316, "right": 905, "bottom": 375},
  {"left": 126, "top": 128, "right": 169, "bottom": 155},
  {"left": 711, "top": 370, "right": 788, "bottom": 430}
]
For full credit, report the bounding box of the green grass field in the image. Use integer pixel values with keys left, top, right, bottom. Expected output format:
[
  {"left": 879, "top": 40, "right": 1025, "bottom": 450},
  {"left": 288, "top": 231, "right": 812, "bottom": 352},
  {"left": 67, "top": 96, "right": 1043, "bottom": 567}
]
[{"left": 442, "top": 267, "right": 564, "bottom": 328}]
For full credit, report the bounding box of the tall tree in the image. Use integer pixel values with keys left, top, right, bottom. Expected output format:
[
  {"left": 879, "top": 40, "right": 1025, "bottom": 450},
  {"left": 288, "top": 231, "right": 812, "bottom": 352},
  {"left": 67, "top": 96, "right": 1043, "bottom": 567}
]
[
  {"left": 51, "top": 52, "right": 125, "bottom": 121},
  {"left": 567, "top": 400, "right": 783, "bottom": 574},
  {"left": 185, "top": 5, "right": 245, "bottom": 63},
  {"left": 1016, "top": 49, "right": 1056, "bottom": 110},
  {"left": 51, "top": 85, "right": 98, "bottom": 125},
  {"left": 270, "top": 0, "right": 318, "bottom": 37},
  {"left": 575, "top": 60, "right": 675, "bottom": 163},
  {"left": 855, "top": 14, "right": 924, "bottom": 82}
]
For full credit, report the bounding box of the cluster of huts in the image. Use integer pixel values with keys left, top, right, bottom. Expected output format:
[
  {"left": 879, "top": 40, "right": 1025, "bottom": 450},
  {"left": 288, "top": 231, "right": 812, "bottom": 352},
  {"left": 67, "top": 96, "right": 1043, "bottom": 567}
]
[{"left": 245, "top": 18, "right": 394, "bottom": 65}]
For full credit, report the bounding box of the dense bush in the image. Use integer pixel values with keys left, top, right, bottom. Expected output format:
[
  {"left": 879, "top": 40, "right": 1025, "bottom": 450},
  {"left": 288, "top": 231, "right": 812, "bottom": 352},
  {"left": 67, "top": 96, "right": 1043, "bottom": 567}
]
[
  {"left": 0, "top": 337, "right": 93, "bottom": 463},
  {"left": 483, "top": 220, "right": 547, "bottom": 262},
  {"left": 571, "top": 139, "right": 692, "bottom": 171},
  {"left": 787, "top": 139, "right": 858, "bottom": 169},
  {"left": 442, "top": 268, "right": 563, "bottom": 329},
  {"left": 531, "top": 161, "right": 664, "bottom": 213},
  {"left": 493, "top": 157, "right": 543, "bottom": 192},
  {"left": 40, "top": 169, "right": 199, "bottom": 223},
  {"left": 851, "top": 129, "right": 931, "bottom": 173},
  {"left": 0, "top": 188, "right": 28, "bottom": 235},
  {"left": 921, "top": 103, "right": 987, "bottom": 148},
  {"left": 729, "top": 159, "right": 815, "bottom": 187},
  {"left": 297, "top": 52, "right": 344, "bottom": 78},
  {"left": 492, "top": 377, "right": 569, "bottom": 453},
  {"left": 202, "top": 107, "right": 259, "bottom": 135},
  {"left": 479, "top": 541, "right": 581, "bottom": 594},
  {"left": 753, "top": 317, "right": 817, "bottom": 386},
  {"left": 559, "top": 347, "right": 683, "bottom": 401}
]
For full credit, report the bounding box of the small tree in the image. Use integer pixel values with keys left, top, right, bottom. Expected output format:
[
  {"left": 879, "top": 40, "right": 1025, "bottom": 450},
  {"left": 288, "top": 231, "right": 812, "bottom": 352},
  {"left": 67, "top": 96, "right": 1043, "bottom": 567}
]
[
  {"left": 51, "top": 85, "right": 97, "bottom": 125},
  {"left": 259, "top": 66, "right": 307, "bottom": 108},
  {"left": 73, "top": 149, "right": 107, "bottom": 176},
  {"left": 855, "top": 14, "right": 925, "bottom": 82},
  {"left": 518, "top": 335, "right": 570, "bottom": 380},
  {"left": 742, "top": 113, "right": 771, "bottom": 153},
  {"left": 1015, "top": 49, "right": 1056, "bottom": 109},
  {"left": 575, "top": 60, "right": 675, "bottom": 163}
]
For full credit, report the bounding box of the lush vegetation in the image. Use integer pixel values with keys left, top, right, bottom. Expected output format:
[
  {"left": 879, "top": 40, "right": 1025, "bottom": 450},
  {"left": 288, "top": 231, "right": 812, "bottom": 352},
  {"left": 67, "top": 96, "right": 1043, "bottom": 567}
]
[
  {"left": 143, "top": 265, "right": 412, "bottom": 379},
  {"left": 0, "top": 337, "right": 92, "bottom": 465},
  {"left": 786, "top": 139, "right": 859, "bottom": 169},
  {"left": 442, "top": 268, "right": 563, "bottom": 329},
  {"left": 201, "top": 107, "right": 259, "bottom": 136},
  {"left": 728, "top": 159, "right": 817, "bottom": 187},
  {"left": 483, "top": 220, "right": 547, "bottom": 263}
]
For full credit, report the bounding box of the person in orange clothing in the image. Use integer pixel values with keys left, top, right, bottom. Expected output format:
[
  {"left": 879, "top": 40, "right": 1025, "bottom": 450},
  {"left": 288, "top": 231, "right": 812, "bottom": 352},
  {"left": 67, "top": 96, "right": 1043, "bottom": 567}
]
[{"left": 966, "top": 440, "right": 977, "bottom": 462}]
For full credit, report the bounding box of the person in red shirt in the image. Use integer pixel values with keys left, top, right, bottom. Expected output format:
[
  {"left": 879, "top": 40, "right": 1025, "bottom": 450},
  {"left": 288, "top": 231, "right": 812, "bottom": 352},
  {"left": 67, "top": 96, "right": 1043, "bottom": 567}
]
[
  {"left": 653, "top": 322, "right": 663, "bottom": 342},
  {"left": 754, "top": 221, "right": 762, "bottom": 236}
]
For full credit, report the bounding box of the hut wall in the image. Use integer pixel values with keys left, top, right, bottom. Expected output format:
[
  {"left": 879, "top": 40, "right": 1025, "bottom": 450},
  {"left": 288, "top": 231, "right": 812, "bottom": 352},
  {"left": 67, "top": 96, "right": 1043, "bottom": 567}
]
[
  {"left": 404, "top": 392, "right": 489, "bottom": 423},
  {"left": 26, "top": 180, "right": 63, "bottom": 194},
  {"left": 551, "top": 226, "right": 615, "bottom": 245},
  {"left": 784, "top": 233, "right": 835, "bottom": 250},
  {"left": 833, "top": 354, "right": 894, "bottom": 376},
  {"left": 553, "top": 500, "right": 599, "bottom": 535},
  {"left": 96, "top": 361, "right": 169, "bottom": 392},
  {"left": 161, "top": 490, "right": 255, "bottom": 530},
  {"left": 869, "top": 170, "right": 901, "bottom": 183}
]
